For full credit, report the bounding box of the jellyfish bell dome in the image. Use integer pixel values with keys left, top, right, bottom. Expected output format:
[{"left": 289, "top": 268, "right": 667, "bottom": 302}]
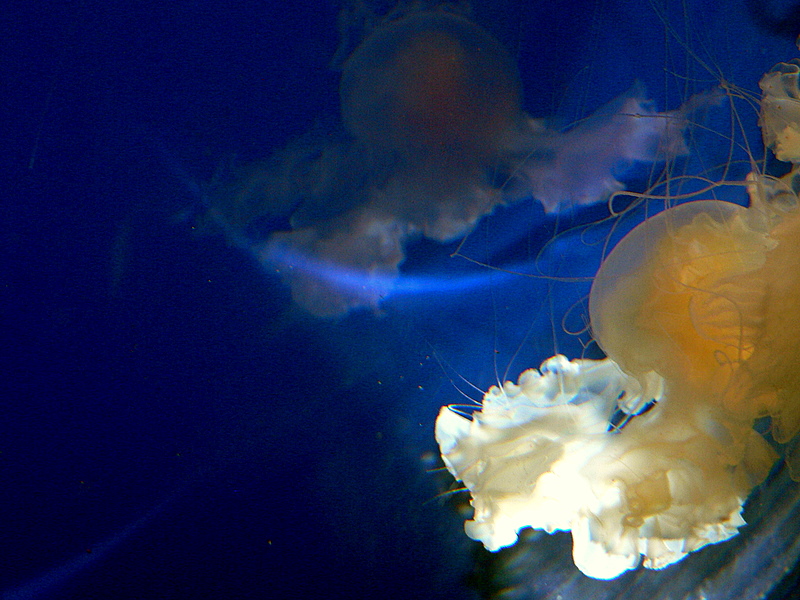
[
  {"left": 587, "top": 168, "right": 800, "bottom": 441},
  {"left": 587, "top": 199, "right": 770, "bottom": 392},
  {"left": 339, "top": 10, "right": 521, "bottom": 161}
]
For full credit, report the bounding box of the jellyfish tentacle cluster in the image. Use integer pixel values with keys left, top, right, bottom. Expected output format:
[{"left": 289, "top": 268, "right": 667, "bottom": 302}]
[{"left": 435, "top": 56, "right": 800, "bottom": 580}]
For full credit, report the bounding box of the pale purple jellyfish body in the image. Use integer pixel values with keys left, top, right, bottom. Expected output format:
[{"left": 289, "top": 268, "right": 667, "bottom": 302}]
[{"left": 205, "top": 8, "right": 696, "bottom": 318}]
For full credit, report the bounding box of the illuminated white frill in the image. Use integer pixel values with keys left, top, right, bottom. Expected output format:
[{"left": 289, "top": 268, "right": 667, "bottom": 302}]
[{"left": 435, "top": 355, "right": 769, "bottom": 579}]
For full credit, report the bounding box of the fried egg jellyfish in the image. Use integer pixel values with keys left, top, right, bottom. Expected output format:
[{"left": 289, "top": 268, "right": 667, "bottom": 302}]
[
  {"left": 201, "top": 4, "right": 697, "bottom": 318},
  {"left": 436, "top": 36, "right": 800, "bottom": 600}
]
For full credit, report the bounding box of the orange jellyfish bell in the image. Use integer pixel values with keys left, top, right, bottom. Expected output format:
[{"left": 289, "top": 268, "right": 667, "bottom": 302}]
[{"left": 588, "top": 199, "right": 774, "bottom": 400}]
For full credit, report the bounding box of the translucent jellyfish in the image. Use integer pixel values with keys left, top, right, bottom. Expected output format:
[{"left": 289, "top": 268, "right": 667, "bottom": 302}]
[
  {"left": 435, "top": 55, "right": 800, "bottom": 581},
  {"left": 204, "top": 7, "right": 696, "bottom": 317}
]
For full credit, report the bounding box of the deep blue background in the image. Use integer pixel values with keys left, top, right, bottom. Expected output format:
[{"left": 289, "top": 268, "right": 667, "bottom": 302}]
[{"left": 2, "top": 1, "right": 799, "bottom": 599}]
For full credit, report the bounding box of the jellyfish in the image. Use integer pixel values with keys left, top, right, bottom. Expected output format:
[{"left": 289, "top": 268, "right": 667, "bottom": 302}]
[
  {"left": 204, "top": 6, "right": 698, "bottom": 318},
  {"left": 435, "top": 55, "right": 800, "bottom": 580}
]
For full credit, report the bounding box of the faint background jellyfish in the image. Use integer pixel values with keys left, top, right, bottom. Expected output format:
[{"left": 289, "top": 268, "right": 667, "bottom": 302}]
[{"left": 202, "top": 3, "right": 697, "bottom": 318}]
